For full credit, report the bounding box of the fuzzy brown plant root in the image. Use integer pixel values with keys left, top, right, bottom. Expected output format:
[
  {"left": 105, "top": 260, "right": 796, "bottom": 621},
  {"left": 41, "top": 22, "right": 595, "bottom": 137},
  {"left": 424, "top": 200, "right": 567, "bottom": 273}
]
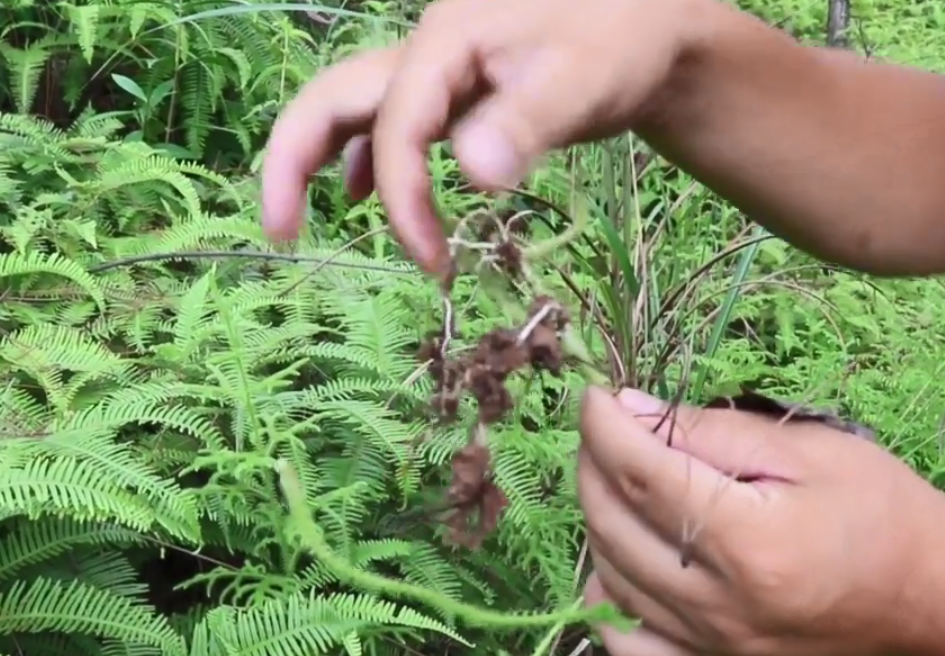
[
  {"left": 441, "top": 426, "right": 509, "bottom": 549},
  {"left": 470, "top": 209, "right": 525, "bottom": 279},
  {"left": 417, "top": 295, "right": 572, "bottom": 548}
]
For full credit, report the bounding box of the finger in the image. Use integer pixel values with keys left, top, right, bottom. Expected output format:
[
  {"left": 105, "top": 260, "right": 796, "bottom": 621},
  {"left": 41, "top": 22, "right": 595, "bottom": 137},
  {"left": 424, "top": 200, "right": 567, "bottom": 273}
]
[
  {"left": 585, "top": 576, "right": 697, "bottom": 656},
  {"left": 599, "top": 624, "right": 698, "bottom": 656},
  {"left": 372, "top": 14, "right": 483, "bottom": 278},
  {"left": 585, "top": 560, "right": 694, "bottom": 645},
  {"left": 261, "top": 48, "right": 399, "bottom": 242},
  {"left": 578, "top": 446, "right": 712, "bottom": 602},
  {"left": 583, "top": 569, "right": 611, "bottom": 610},
  {"left": 451, "top": 55, "right": 581, "bottom": 191},
  {"left": 580, "top": 386, "right": 764, "bottom": 561},
  {"left": 616, "top": 388, "right": 803, "bottom": 481},
  {"left": 342, "top": 136, "right": 375, "bottom": 201}
]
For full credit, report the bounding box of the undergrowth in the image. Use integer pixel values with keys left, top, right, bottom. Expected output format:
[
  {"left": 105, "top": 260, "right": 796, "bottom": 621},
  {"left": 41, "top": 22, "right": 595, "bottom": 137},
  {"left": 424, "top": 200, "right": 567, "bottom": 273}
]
[{"left": 1, "top": 1, "right": 944, "bottom": 655}]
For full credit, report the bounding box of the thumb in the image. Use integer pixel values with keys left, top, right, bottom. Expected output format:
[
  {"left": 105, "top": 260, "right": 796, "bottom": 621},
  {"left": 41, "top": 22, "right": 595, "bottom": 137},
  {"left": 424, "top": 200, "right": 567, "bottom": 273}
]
[
  {"left": 450, "top": 60, "right": 583, "bottom": 190},
  {"left": 580, "top": 386, "right": 801, "bottom": 557},
  {"left": 615, "top": 387, "right": 795, "bottom": 480}
]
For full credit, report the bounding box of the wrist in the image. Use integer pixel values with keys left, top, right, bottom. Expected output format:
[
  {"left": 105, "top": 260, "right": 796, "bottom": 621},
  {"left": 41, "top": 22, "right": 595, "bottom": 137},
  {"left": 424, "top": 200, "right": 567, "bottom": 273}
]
[{"left": 634, "top": 0, "right": 796, "bottom": 131}]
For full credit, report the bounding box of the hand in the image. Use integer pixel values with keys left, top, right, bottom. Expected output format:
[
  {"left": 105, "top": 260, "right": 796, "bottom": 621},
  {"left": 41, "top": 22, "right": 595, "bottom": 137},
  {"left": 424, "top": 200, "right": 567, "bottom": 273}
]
[
  {"left": 577, "top": 386, "right": 945, "bottom": 656},
  {"left": 260, "top": 0, "right": 709, "bottom": 277}
]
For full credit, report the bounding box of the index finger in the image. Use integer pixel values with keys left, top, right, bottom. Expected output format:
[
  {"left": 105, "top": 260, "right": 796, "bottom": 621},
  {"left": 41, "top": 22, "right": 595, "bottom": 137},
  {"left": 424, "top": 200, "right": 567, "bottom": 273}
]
[
  {"left": 261, "top": 48, "right": 400, "bottom": 242},
  {"left": 372, "top": 10, "right": 484, "bottom": 278}
]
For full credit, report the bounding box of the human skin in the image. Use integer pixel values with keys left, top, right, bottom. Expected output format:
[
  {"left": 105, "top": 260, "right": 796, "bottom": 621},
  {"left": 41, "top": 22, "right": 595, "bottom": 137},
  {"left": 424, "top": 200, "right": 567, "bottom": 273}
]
[
  {"left": 258, "top": 0, "right": 945, "bottom": 654},
  {"left": 579, "top": 388, "right": 945, "bottom": 656}
]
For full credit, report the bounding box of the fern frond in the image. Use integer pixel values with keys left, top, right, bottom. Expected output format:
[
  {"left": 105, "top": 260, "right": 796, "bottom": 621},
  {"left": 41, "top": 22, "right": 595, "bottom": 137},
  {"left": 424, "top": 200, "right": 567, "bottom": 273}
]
[{"left": 0, "top": 577, "right": 186, "bottom": 655}]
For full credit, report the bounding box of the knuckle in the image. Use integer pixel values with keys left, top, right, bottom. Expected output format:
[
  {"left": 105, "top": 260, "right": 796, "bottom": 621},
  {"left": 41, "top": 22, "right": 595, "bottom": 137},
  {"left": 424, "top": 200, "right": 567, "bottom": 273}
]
[
  {"left": 735, "top": 546, "right": 812, "bottom": 624},
  {"left": 742, "top": 548, "right": 796, "bottom": 597},
  {"left": 616, "top": 470, "right": 648, "bottom": 507}
]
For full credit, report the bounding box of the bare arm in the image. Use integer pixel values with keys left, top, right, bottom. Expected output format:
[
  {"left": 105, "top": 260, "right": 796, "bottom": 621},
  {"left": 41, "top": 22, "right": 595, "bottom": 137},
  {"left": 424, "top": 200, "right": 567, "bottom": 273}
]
[{"left": 638, "top": 3, "right": 945, "bottom": 276}]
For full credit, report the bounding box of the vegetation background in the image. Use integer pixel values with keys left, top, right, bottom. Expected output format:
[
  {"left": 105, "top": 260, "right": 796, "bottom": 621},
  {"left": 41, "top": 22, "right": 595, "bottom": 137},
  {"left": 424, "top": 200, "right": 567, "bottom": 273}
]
[{"left": 0, "top": 0, "right": 942, "bottom": 654}]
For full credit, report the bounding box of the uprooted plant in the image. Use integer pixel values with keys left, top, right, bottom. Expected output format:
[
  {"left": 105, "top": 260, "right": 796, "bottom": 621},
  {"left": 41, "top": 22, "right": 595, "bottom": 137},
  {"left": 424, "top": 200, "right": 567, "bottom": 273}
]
[
  {"left": 275, "top": 182, "right": 877, "bottom": 650},
  {"left": 276, "top": 195, "right": 633, "bottom": 645},
  {"left": 409, "top": 194, "right": 632, "bottom": 552}
]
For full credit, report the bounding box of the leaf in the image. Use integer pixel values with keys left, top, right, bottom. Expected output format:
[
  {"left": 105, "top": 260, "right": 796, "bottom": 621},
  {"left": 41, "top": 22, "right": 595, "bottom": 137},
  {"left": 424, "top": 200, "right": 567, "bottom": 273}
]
[{"left": 111, "top": 74, "right": 148, "bottom": 103}]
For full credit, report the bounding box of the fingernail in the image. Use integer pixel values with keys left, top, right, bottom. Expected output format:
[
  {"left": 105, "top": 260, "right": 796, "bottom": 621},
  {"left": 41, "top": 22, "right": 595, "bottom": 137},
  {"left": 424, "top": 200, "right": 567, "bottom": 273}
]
[
  {"left": 616, "top": 388, "right": 664, "bottom": 414},
  {"left": 456, "top": 123, "right": 524, "bottom": 189}
]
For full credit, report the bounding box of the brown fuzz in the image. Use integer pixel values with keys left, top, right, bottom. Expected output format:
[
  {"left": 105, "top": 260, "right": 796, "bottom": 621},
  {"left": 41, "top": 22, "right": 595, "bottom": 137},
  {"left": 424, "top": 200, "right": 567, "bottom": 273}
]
[
  {"left": 421, "top": 299, "right": 568, "bottom": 426},
  {"left": 473, "top": 208, "right": 530, "bottom": 242},
  {"left": 470, "top": 209, "right": 525, "bottom": 279},
  {"left": 494, "top": 240, "right": 523, "bottom": 278},
  {"left": 416, "top": 291, "right": 573, "bottom": 548},
  {"left": 442, "top": 440, "right": 509, "bottom": 549}
]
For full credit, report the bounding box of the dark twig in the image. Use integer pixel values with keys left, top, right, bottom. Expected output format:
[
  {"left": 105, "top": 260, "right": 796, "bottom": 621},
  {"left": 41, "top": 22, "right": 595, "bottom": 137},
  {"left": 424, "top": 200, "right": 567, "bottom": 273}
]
[{"left": 87, "top": 250, "right": 414, "bottom": 275}]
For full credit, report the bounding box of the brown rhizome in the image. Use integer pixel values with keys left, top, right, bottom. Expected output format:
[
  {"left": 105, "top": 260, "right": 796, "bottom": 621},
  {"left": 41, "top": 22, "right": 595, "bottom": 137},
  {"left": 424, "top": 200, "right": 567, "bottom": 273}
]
[
  {"left": 418, "top": 293, "right": 572, "bottom": 548},
  {"left": 415, "top": 205, "right": 579, "bottom": 548}
]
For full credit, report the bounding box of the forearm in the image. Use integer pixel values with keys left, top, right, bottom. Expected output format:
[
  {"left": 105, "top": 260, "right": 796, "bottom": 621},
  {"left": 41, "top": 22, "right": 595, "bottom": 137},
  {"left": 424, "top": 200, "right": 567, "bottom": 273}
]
[{"left": 637, "top": 1, "right": 945, "bottom": 276}]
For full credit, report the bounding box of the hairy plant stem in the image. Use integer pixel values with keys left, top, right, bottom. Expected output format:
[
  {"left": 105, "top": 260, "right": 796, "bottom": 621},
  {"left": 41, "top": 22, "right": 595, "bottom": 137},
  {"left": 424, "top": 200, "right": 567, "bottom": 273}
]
[{"left": 277, "top": 460, "right": 628, "bottom": 632}]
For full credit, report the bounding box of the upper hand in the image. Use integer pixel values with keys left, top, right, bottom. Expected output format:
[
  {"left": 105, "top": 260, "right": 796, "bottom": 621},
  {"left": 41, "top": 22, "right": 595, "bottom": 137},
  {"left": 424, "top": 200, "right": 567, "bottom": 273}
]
[
  {"left": 577, "top": 386, "right": 945, "bottom": 656},
  {"left": 260, "top": 0, "right": 701, "bottom": 277}
]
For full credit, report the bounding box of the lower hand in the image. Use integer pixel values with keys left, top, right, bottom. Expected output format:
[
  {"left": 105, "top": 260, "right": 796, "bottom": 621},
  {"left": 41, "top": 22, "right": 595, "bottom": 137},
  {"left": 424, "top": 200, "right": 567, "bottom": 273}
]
[{"left": 577, "top": 386, "right": 945, "bottom": 656}]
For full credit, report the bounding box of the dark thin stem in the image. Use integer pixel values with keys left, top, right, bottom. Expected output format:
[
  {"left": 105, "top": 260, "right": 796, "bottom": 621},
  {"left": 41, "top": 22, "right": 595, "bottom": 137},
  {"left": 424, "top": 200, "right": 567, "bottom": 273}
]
[
  {"left": 87, "top": 250, "right": 414, "bottom": 275},
  {"left": 826, "top": 0, "right": 851, "bottom": 49}
]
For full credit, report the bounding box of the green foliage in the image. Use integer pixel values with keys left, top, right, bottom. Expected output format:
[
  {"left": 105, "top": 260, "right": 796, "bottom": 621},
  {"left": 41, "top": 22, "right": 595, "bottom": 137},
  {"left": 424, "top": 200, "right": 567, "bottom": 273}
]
[{"left": 0, "top": 1, "right": 943, "bottom": 656}]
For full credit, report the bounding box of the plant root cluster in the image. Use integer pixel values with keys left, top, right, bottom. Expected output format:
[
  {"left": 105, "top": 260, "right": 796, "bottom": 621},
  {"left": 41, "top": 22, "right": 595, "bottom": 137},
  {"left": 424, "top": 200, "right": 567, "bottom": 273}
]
[
  {"left": 414, "top": 209, "right": 578, "bottom": 548},
  {"left": 418, "top": 293, "right": 571, "bottom": 548}
]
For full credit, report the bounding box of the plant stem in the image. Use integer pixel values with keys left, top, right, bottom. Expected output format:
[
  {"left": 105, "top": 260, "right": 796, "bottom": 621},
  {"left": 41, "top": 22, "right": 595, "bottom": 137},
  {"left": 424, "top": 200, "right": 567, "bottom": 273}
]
[{"left": 277, "top": 460, "right": 628, "bottom": 631}]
